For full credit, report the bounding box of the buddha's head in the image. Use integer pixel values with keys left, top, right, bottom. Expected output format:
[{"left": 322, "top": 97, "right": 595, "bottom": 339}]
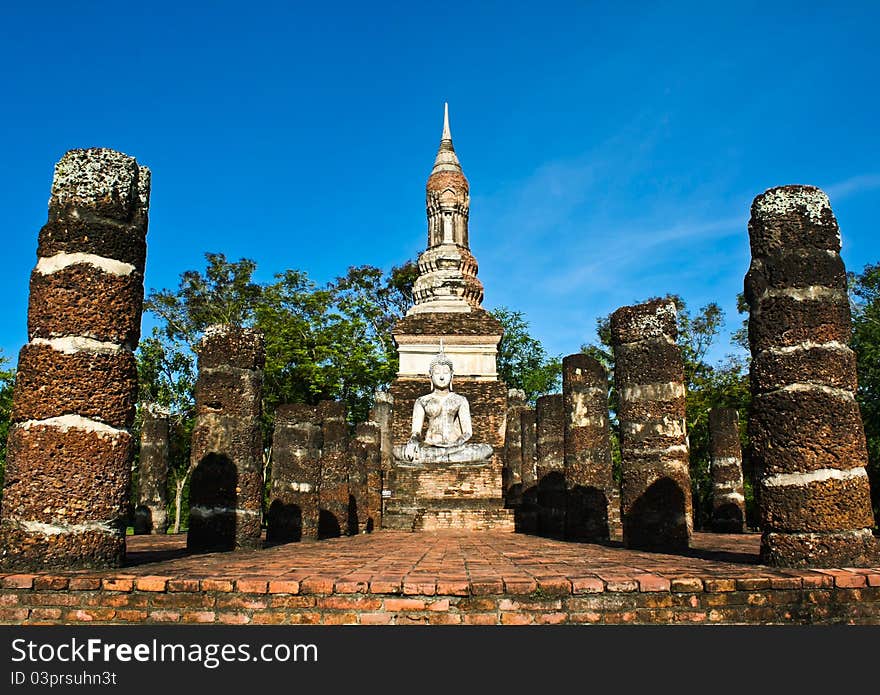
[{"left": 428, "top": 351, "right": 454, "bottom": 391}]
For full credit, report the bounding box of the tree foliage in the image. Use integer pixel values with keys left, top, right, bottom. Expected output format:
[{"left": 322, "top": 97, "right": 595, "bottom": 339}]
[
  {"left": 850, "top": 263, "right": 880, "bottom": 520},
  {"left": 136, "top": 253, "right": 416, "bottom": 530},
  {"left": 490, "top": 307, "right": 561, "bottom": 404},
  {"left": 0, "top": 351, "right": 15, "bottom": 495}
]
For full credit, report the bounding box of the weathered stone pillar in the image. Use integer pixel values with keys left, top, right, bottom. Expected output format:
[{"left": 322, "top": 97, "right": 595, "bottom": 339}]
[
  {"left": 563, "top": 353, "right": 615, "bottom": 541},
  {"left": 187, "top": 325, "right": 265, "bottom": 552},
  {"left": 535, "top": 394, "right": 565, "bottom": 536},
  {"left": 708, "top": 408, "right": 746, "bottom": 533},
  {"left": 267, "top": 404, "right": 321, "bottom": 543},
  {"left": 746, "top": 185, "right": 876, "bottom": 566},
  {"left": 517, "top": 407, "right": 538, "bottom": 532},
  {"left": 503, "top": 389, "right": 528, "bottom": 506},
  {"left": 351, "top": 421, "right": 381, "bottom": 533},
  {"left": 611, "top": 299, "right": 692, "bottom": 551},
  {"left": 0, "top": 148, "right": 149, "bottom": 570},
  {"left": 370, "top": 391, "right": 394, "bottom": 474},
  {"left": 317, "top": 400, "right": 350, "bottom": 538},
  {"left": 134, "top": 405, "right": 170, "bottom": 535}
]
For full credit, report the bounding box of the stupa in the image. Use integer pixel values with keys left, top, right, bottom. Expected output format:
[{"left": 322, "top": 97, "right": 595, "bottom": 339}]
[{"left": 384, "top": 105, "right": 514, "bottom": 531}]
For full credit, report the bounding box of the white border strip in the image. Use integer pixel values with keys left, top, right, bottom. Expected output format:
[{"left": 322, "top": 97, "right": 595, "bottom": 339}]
[
  {"left": 36, "top": 252, "right": 135, "bottom": 277},
  {"left": 763, "top": 467, "right": 867, "bottom": 488}
]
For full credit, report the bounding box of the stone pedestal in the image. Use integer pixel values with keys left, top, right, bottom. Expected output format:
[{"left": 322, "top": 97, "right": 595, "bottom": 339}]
[{"left": 384, "top": 369, "right": 513, "bottom": 531}]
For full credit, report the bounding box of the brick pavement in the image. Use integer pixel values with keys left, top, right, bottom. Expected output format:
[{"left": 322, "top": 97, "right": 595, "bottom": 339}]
[{"left": 2, "top": 531, "right": 879, "bottom": 624}]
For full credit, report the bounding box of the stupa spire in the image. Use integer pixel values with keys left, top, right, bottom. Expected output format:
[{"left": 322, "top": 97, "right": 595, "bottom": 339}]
[{"left": 432, "top": 102, "right": 462, "bottom": 175}]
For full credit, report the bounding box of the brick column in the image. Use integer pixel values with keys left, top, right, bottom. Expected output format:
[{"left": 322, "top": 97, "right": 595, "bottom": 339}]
[
  {"left": 611, "top": 299, "right": 692, "bottom": 551},
  {"left": 503, "top": 389, "right": 527, "bottom": 506},
  {"left": 134, "top": 405, "right": 170, "bottom": 535},
  {"left": 708, "top": 408, "right": 746, "bottom": 533},
  {"left": 317, "top": 400, "right": 350, "bottom": 538},
  {"left": 187, "top": 325, "right": 265, "bottom": 552},
  {"left": 746, "top": 185, "right": 876, "bottom": 566},
  {"left": 352, "top": 421, "right": 381, "bottom": 533},
  {"left": 0, "top": 148, "right": 149, "bottom": 570},
  {"left": 536, "top": 394, "right": 565, "bottom": 537},
  {"left": 563, "top": 353, "right": 615, "bottom": 541},
  {"left": 267, "top": 404, "right": 321, "bottom": 543}
]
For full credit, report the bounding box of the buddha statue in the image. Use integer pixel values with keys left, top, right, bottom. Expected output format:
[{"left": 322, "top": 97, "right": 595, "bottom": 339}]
[{"left": 395, "top": 349, "right": 493, "bottom": 464}]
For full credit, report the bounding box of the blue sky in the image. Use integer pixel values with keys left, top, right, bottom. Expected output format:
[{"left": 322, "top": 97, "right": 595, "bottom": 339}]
[{"left": 1, "top": 1, "right": 878, "bottom": 367}]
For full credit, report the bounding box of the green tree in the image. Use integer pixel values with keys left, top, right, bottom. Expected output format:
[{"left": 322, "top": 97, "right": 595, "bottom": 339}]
[
  {"left": 0, "top": 351, "right": 15, "bottom": 496},
  {"left": 138, "top": 253, "right": 416, "bottom": 530},
  {"left": 489, "top": 307, "right": 562, "bottom": 404},
  {"left": 850, "top": 263, "right": 880, "bottom": 520}
]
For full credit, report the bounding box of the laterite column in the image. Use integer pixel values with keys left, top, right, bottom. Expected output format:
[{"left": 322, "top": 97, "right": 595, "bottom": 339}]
[
  {"left": 746, "top": 185, "right": 876, "bottom": 566},
  {"left": 0, "top": 148, "right": 149, "bottom": 570},
  {"left": 611, "top": 299, "right": 692, "bottom": 550},
  {"left": 134, "top": 405, "right": 170, "bottom": 535},
  {"left": 708, "top": 407, "right": 746, "bottom": 533},
  {"left": 535, "top": 394, "right": 565, "bottom": 536},
  {"left": 187, "top": 325, "right": 265, "bottom": 552},
  {"left": 563, "top": 353, "right": 615, "bottom": 541}
]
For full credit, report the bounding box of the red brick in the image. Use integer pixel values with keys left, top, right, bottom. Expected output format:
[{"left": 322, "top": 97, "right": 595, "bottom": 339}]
[
  {"left": 217, "top": 612, "right": 250, "bottom": 625},
  {"left": 66, "top": 609, "right": 116, "bottom": 622},
  {"left": 866, "top": 574, "right": 880, "bottom": 588},
  {"left": 167, "top": 579, "right": 200, "bottom": 592},
  {"left": 673, "top": 611, "right": 708, "bottom": 623},
  {"left": 427, "top": 599, "right": 451, "bottom": 612},
  {"left": 704, "top": 579, "right": 736, "bottom": 593},
  {"left": 384, "top": 598, "right": 426, "bottom": 612},
  {"left": 268, "top": 580, "right": 300, "bottom": 594},
  {"left": 604, "top": 611, "right": 637, "bottom": 624},
  {"left": 503, "top": 577, "right": 538, "bottom": 593},
  {"left": 832, "top": 573, "right": 867, "bottom": 589},
  {"left": 797, "top": 573, "right": 834, "bottom": 588},
  {"left": 334, "top": 579, "right": 368, "bottom": 593},
  {"left": 403, "top": 579, "right": 437, "bottom": 595},
  {"left": 603, "top": 578, "right": 638, "bottom": 592},
  {"left": 68, "top": 577, "right": 102, "bottom": 591},
  {"left": 2, "top": 574, "right": 36, "bottom": 589},
  {"left": 33, "top": 575, "right": 69, "bottom": 591},
  {"left": 501, "top": 612, "right": 533, "bottom": 625},
  {"left": 670, "top": 577, "right": 703, "bottom": 592},
  {"left": 436, "top": 579, "right": 469, "bottom": 596},
  {"left": 570, "top": 612, "right": 602, "bottom": 623},
  {"left": 735, "top": 577, "right": 771, "bottom": 591},
  {"left": 427, "top": 613, "right": 462, "bottom": 625},
  {"left": 201, "top": 579, "right": 234, "bottom": 592},
  {"left": 115, "top": 610, "right": 150, "bottom": 622},
  {"left": 102, "top": 578, "right": 134, "bottom": 592},
  {"left": 321, "top": 612, "right": 357, "bottom": 625},
  {"left": 182, "top": 611, "right": 216, "bottom": 623},
  {"left": 29, "top": 608, "right": 62, "bottom": 620},
  {"left": 535, "top": 612, "right": 568, "bottom": 624},
  {"left": 369, "top": 578, "right": 403, "bottom": 594},
  {"left": 318, "top": 596, "right": 382, "bottom": 611},
  {"left": 135, "top": 576, "right": 170, "bottom": 592},
  {"left": 0, "top": 608, "right": 31, "bottom": 621},
  {"left": 571, "top": 577, "right": 604, "bottom": 594},
  {"left": 251, "top": 612, "right": 289, "bottom": 625},
  {"left": 462, "top": 613, "right": 497, "bottom": 625},
  {"left": 236, "top": 579, "right": 269, "bottom": 594},
  {"left": 149, "top": 610, "right": 181, "bottom": 623},
  {"left": 300, "top": 576, "right": 335, "bottom": 594},
  {"left": 536, "top": 577, "right": 572, "bottom": 594},
  {"left": 470, "top": 579, "right": 503, "bottom": 595},
  {"left": 287, "top": 612, "right": 321, "bottom": 624},
  {"left": 638, "top": 575, "right": 671, "bottom": 592},
  {"left": 770, "top": 577, "right": 802, "bottom": 590},
  {"left": 359, "top": 612, "right": 394, "bottom": 625}
]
